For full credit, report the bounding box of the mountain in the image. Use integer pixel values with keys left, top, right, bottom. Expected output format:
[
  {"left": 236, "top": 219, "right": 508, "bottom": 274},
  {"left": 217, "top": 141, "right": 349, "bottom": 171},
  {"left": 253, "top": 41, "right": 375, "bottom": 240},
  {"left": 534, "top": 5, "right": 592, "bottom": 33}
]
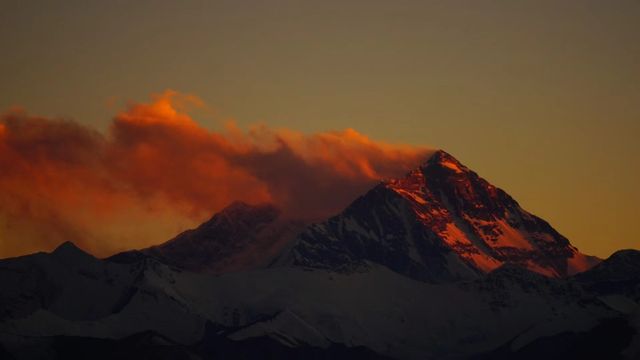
[
  {"left": 1, "top": 149, "right": 636, "bottom": 359},
  {"left": 109, "top": 202, "right": 308, "bottom": 273},
  {"left": 110, "top": 150, "right": 598, "bottom": 281},
  {"left": 277, "top": 150, "right": 600, "bottom": 282},
  {"left": 0, "top": 242, "right": 637, "bottom": 359}
]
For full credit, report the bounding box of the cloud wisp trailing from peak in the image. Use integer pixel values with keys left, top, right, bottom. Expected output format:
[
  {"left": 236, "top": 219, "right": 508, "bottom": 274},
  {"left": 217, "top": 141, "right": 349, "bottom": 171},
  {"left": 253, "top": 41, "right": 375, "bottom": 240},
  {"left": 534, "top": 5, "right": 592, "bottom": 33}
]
[{"left": 0, "top": 91, "right": 433, "bottom": 257}]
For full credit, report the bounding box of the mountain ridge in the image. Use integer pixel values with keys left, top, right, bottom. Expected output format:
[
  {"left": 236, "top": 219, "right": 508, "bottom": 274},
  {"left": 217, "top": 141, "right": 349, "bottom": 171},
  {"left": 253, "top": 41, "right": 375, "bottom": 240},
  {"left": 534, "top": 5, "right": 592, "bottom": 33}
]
[
  {"left": 108, "top": 150, "right": 599, "bottom": 281},
  {"left": 0, "top": 240, "right": 636, "bottom": 359}
]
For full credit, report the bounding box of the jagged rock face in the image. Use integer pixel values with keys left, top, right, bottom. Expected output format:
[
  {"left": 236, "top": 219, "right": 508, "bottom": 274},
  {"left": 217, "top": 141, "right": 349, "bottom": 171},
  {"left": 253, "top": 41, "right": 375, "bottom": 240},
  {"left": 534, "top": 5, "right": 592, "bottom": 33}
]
[
  {"left": 281, "top": 150, "right": 599, "bottom": 281},
  {"left": 137, "top": 202, "right": 308, "bottom": 273}
]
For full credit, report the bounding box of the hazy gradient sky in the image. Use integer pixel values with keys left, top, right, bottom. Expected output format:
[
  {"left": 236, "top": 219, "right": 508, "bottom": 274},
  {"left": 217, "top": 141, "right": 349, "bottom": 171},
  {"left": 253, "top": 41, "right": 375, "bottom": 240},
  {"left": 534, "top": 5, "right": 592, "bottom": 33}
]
[{"left": 1, "top": 1, "right": 639, "bottom": 257}]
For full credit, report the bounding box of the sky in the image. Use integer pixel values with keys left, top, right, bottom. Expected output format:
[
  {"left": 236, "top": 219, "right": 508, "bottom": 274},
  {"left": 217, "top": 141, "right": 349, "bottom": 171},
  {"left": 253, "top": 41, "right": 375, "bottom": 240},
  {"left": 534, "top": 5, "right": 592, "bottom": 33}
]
[{"left": 0, "top": 0, "right": 638, "bottom": 258}]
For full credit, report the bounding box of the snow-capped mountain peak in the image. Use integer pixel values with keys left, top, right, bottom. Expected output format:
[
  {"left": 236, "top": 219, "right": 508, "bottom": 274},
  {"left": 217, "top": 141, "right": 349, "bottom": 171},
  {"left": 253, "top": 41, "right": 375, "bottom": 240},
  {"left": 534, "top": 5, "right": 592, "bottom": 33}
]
[{"left": 280, "top": 150, "right": 599, "bottom": 281}]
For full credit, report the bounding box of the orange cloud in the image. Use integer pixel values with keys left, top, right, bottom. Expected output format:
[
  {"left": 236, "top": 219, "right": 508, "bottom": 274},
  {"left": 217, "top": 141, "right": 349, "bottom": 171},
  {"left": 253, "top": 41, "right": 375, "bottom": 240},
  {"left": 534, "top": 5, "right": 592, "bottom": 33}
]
[{"left": 0, "top": 91, "right": 432, "bottom": 258}]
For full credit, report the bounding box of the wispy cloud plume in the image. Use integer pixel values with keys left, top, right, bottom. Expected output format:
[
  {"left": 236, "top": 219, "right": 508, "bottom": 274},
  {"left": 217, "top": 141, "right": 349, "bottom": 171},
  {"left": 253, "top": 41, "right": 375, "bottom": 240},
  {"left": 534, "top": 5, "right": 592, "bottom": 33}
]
[{"left": 0, "top": 91, "right": 432, "bottom": 257}]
